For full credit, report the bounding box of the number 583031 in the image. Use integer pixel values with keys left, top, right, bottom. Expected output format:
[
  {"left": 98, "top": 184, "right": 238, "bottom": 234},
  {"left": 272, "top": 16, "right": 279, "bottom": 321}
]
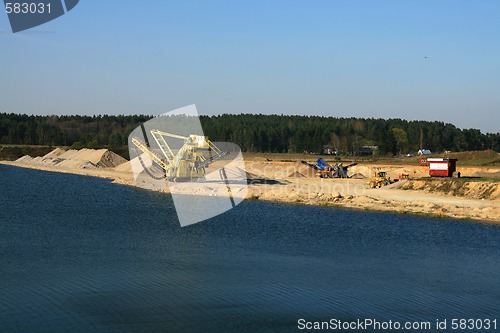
[{"left": 5, "top": 2, "right": 51, "bottom": 14}]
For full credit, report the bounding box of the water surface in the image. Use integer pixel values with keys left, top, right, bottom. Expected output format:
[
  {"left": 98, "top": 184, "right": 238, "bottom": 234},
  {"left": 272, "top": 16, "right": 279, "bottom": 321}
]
[{"left": 1, "top": 165, "right": 499, "bottom": 332}]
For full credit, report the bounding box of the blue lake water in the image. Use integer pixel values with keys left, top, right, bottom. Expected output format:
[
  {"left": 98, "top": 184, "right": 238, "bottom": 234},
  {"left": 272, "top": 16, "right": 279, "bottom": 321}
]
[{"left": 0, "top": 164, "right": 499, "bottom": 332}]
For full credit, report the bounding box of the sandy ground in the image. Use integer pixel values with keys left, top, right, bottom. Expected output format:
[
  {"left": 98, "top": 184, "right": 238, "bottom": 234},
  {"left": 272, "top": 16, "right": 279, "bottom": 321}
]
[
  {"left": 245, "top": 178, "right": 500, "bottom": 223},
  {"left": 2, "top": 151, "right": 500, "bottom": 224}
]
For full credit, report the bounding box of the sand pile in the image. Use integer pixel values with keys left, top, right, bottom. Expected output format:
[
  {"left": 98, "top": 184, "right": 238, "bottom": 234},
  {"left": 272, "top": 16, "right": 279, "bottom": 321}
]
[
  {"left": 56, "top": 149, "right": 127, "bottom": 167},
  {"left": 288, "top": 171, "right": 306, "bottom": 178},
  {"left": 115, "top": 160, "right": 132, "bottom": 172},
  {"left": 43, "top": 148, "right": 65, "bottom": 159},
  {"left": 15, "top": 155, "right": 34, "bottom": 163},
  {"left": 16, "top": 148, "right": 127, "bottom": 170},
  {"left": 232, "top": 167, "right": 259, "bottom": 181},
  {"left": 350, "top": 172, "right": 366, "bottom": 179},
  {"left": 296, "top": 163, "right": 317, "bottom": 178}
]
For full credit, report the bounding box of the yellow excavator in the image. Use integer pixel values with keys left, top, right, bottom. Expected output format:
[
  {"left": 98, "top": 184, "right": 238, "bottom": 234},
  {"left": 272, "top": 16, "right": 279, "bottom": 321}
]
[{"left": 131, "top": 129, "right": 225, "bottom": 181}]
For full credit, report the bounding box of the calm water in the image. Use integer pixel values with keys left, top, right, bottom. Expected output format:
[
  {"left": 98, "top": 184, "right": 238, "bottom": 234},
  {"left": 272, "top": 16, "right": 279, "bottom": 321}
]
[{"left": 0, "top": 164, "right": 499, "bottom": 333}]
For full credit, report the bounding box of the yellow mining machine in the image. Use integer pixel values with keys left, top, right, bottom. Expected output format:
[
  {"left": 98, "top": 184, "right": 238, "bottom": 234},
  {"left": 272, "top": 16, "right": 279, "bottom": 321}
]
[
  {"left": 368, "top": 168, "right": 393, "bottom": 188},
  {"left": 131, "top": 129, "right": 225, "bottom": 181}
]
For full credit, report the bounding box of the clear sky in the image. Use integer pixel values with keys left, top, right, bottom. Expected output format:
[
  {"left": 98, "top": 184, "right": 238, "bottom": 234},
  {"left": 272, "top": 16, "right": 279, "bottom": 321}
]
[{"left": 1, "top": 0, "right": 499, "bottom": 133}]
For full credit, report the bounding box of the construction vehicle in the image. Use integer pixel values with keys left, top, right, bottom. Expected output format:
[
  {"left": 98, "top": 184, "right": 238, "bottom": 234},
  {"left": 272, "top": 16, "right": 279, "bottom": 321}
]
[
  {"left": 368, "top": 170, "right": 393, "bottom": 188},
  {"left": 302, "top": 158, "right": 357, "bottom": 178},
  {"left": 131, "top": 129, "right": 225, "bottom": 181},
  {"left": 395, "top": 173, "right": 409, "bottom": 181}
]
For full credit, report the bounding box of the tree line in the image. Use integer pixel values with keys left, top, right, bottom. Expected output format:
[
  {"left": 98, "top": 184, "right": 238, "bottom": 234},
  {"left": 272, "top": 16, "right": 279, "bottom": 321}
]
[{"left": 1, "top": 112, "right": 499, "bottom": 158}]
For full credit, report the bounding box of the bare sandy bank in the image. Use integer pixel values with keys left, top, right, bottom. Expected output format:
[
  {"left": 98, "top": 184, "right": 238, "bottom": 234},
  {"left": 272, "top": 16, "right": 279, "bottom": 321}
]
[
  {"left": 2, "top": 156, "right": 499, "bottom": 224},
  {"left": 246, "top": 178, "right": 500, "bottom": 223}
]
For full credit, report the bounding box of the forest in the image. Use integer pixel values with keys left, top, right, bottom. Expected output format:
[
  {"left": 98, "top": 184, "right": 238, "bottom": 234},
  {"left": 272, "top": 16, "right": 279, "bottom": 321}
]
[{"left": 0, "top": 113, "right": 499, "bottom": 158}]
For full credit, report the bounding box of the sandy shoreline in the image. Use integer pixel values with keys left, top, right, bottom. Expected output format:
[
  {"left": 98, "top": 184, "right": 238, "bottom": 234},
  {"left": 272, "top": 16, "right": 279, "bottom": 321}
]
[{"left": 2, "top": 158, "right": 499, "bottom": 224}]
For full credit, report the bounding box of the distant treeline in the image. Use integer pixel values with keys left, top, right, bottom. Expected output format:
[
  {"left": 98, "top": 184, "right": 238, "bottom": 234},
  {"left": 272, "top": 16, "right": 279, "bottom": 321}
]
[{"left": 1, "top": 113, "right": 499, "bottom": 157}]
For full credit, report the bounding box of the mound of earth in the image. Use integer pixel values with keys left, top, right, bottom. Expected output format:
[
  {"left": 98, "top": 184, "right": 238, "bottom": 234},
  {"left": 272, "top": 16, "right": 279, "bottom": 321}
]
[
  {"left": 43, "top": 148, "right": 65, "bottom": 159},
  {"left": 288, "top": 171, "right": 306, "bottom": 178},
  {"left": 16, "top": 148, "right": 127, "bottom": 169},
  {"left": 402, "top": 179, "right": 500, "bottom": 200},
  {"left": 350, "top": 172, "right": 366, "bottom": 179},
  {"left": 115, "top": 160, "right": 132, "bottom": 172}
]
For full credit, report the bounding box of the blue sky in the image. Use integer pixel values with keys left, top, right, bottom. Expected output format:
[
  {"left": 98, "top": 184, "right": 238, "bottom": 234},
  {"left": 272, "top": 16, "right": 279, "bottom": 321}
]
[{"left": 1, "top": 0, "right": 499, "bottom": 133}]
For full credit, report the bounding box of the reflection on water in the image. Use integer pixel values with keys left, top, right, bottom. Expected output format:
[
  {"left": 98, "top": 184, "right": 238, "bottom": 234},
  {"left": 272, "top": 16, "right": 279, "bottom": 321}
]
[{"left": 1, "top": 165, "right": 499, "bottom": 332}]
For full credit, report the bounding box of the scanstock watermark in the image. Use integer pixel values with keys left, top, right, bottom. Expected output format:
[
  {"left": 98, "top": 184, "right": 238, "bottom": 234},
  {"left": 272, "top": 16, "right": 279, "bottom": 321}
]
[
  {"left": 298, "top": 318, "right": 433, "bottom": 331},
  {"left": 127, "top": 105, "right": 247, "bottom": 227},
  {"left": 298, "top": 318, "right": 498, "bottom": 331},
  {"left": 3, "top": 0, "right": 79, "bottom": 33}
]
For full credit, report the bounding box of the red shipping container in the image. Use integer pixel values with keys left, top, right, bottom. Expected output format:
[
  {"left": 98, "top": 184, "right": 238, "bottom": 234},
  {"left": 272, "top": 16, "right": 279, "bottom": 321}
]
[{"left": 428, "top": 158, "right": 457, "bottom": 177}]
